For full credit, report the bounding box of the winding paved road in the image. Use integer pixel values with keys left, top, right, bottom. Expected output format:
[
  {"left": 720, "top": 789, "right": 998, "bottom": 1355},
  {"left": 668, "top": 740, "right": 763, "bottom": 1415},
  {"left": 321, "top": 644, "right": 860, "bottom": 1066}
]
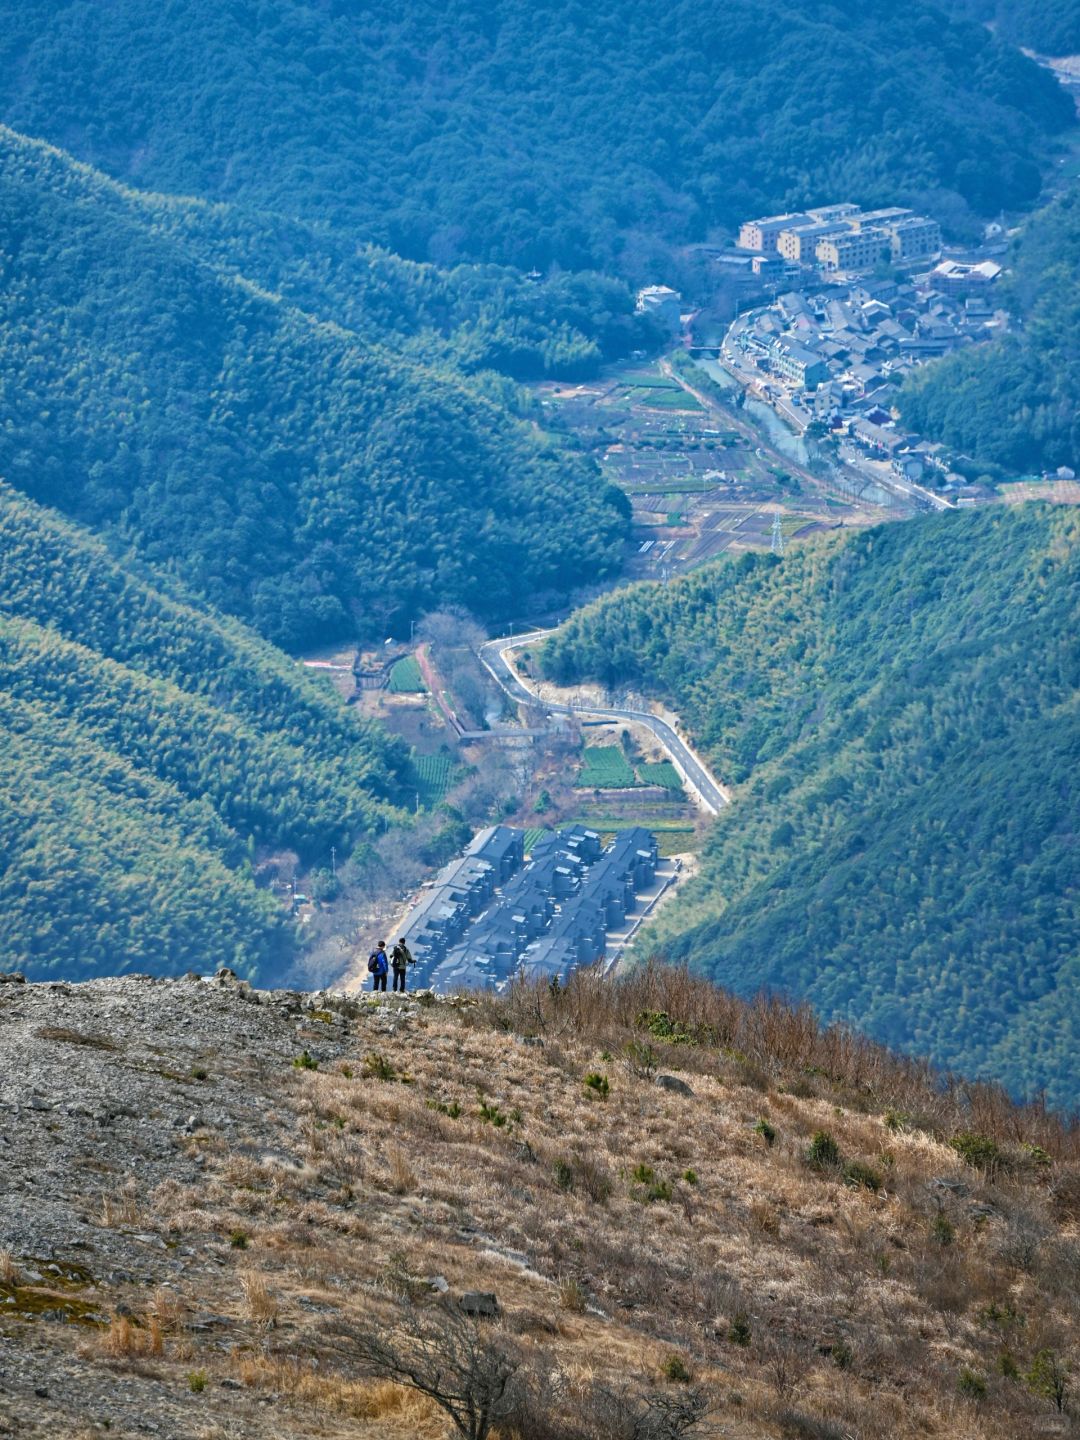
[{"left": 477, "top": 632, "right": 729, "bottom": 816}]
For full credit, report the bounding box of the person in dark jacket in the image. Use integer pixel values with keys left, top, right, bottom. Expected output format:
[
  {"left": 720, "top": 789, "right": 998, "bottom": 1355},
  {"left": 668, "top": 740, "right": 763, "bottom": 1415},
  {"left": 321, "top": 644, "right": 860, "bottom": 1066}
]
[
  {"left": 390, "top": 938, "right": 413, "bottom": 993},
  {"left": 367, "top": 941, "right": 389, "bottom": 992}
]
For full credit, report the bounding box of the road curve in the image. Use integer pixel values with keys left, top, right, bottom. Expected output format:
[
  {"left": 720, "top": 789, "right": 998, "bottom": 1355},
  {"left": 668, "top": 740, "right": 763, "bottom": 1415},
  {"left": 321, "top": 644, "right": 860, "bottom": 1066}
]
[{"left": 477, "top": 632, "right": 729, "bottom": 816}]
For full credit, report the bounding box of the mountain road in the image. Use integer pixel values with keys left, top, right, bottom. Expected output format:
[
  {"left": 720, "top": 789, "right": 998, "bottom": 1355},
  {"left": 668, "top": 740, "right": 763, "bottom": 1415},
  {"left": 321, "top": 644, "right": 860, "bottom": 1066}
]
[{"left": 477, "top": 631, "right": 729, "bottom": 816}]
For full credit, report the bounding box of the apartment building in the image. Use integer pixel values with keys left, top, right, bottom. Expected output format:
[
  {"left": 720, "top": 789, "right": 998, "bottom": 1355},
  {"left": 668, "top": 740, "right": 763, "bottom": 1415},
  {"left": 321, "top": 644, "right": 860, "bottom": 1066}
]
[
  {"left": 884, "top": 215, "right": 942, "bottom": 261},
  {"left": 817, "top": 230, "right": 889, "bottom": 272},
  {"left": 776, "top": 221, "right": 847, "bottom": 263},
  {"left": 738, "top": 212, "right": 810, "bottom": 253},
  {"left": 741, "top": 201, "right": 941, "bottom": 274}
]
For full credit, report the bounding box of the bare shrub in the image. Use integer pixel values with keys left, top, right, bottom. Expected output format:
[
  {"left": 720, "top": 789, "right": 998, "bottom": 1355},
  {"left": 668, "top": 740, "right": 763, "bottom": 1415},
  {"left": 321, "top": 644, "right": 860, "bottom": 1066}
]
[
  {"left": 0, "top": 1250, "right": 20, "bottom": 1287},
  {"left": 576, "top": 1381, "right": 711, "bottom": 1439},
  {"left": 749, "top": 1198, "right": 781, "bottom": 1236},
  {"left": 347, "top": 1302, "right": 522, "bottom": 1440},
  {"left": 1048, "top": 1167, "right": 1080, "bottom": 1222}
]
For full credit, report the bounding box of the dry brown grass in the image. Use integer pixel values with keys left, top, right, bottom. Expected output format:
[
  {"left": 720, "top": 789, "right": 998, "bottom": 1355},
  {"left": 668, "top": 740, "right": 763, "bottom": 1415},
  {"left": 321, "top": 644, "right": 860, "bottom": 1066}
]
[
  {"left": 240, "top": 1271, "right": 279, "bottom": 1325},
  {"left": 99, "top": 966, "right": 1077, "bottom": 1440},
  {"left": 99, "top": 1176, "right": 140, "bottom": 1227},
  {"left": 385, "top": 1145, "right": 418, "bottom": 1195},
  {"left": 230, "top": 1350, "right": 446, "bottom": 1431},
  {"left": 0, "top": 1249, "right": 20, "bottom": 1287},
  {"left": 101, "top": 1313, "right": 164, "bottom": 1359}
]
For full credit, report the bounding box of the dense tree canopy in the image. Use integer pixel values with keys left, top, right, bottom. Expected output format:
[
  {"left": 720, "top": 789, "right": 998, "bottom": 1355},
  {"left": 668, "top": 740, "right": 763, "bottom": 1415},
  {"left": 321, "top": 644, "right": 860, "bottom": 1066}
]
[
  {"left": 899, "top": 185, "right": 1080, "bottom": 475},
  {"left": 0, "top": 486, "right": 410, "bottom": 981},
  {"left": 0, "top": 0, "right": 1070, "bottom": 274},
  {"left": 542, "top": 508, "right": 1080, "bottom": 1108},
  {"left": 0, "top": 129, "right": 629, "bottom": 650},
  {"left": 947, "top": 0, "right": 1080, "bottom": 56}
]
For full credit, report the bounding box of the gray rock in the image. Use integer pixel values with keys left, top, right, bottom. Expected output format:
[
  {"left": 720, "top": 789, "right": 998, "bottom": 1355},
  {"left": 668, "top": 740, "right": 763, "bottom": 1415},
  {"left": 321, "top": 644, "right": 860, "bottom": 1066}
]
[
  {"left": 458, "top": 1291, "right": 499, "bottom": 1317},
  {"left": 930, "top": 1177, "right": 969, "bottom": 1195},
  {"left": 427, "top": 1275, "right": 450, "bottom": 1294},
  {"left": 656, "top": 1074, "right": 694, "bottom": 1097}
]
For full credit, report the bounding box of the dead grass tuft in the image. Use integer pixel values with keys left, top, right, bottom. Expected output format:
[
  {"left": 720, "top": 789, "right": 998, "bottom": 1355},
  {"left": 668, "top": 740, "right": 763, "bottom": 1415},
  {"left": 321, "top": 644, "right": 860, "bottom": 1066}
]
[
  {"left": 0, "top": 1250, "right": 21, "bottom": 1287},
  {"left": 100, "top": 1314, "right": 163, "bottom": 1359},
  {"left": 386, "top": 1145, "right": 418, "bottom": 1195},
  {"left": 241, "top": 1271, "right": 279, "bottom": 1325}
]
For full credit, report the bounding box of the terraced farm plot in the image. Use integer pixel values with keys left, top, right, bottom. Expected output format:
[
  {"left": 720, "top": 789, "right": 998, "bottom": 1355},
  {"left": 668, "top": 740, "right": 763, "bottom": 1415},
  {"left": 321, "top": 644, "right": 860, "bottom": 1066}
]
[
  {"left": 387, "top": 655, "right": 426, "bottom": 693},
  {"left": 407, "top": 753, "right": 454, "bottom": 808},
  {"left": 575, "top": 745, "right": 638, "bottom": 788},
  {"left": 523, "top": 827, "right": 554, "bottom": 853},
  {"left": 637, "top": 761, "right": 684, "bottom": 791},
  {"left": 569, "top": 816, "right": 698, "bottom": 854}
]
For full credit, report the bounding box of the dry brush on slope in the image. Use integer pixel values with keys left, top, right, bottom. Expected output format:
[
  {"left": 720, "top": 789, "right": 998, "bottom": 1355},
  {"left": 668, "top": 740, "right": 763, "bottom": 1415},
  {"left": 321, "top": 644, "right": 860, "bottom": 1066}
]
[{"left": 0, "top": 966, "right": 1077, "bottom": 1439}]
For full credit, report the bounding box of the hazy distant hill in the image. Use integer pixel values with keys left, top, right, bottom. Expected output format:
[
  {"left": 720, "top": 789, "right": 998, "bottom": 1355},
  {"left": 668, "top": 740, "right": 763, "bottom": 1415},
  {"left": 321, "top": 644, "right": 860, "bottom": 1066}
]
[
  {"left": 0, "top": 485, "right": 409, "bottom": 981},
  {"left": 0, "top": 0, "right": 1071, "bottom": 272},
  {"left": 0, "top": 128, "right": 628, "bottom": 650},
  {"left": 542, "top": 506, "right": 1080, "bottom": 1107}
]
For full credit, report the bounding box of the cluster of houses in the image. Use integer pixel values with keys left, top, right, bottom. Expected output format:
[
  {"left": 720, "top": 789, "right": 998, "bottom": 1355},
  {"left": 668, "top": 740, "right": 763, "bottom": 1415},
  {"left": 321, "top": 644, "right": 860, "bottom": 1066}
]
[
  {"left": 398, "top": 823, "right": 660, "bottom": 992},
  {"left": 734, "top": 271, "right": 1005, "bottom": 489}
]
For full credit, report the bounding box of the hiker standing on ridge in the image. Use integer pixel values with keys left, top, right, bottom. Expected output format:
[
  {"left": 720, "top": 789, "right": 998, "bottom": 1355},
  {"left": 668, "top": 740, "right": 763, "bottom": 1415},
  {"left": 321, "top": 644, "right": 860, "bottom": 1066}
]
[
  {"left": 390, "top": 937, "right": 413, "bottom": 993},
  {"left": 367, "top": 941, "right": 389, "bottom": 992}
]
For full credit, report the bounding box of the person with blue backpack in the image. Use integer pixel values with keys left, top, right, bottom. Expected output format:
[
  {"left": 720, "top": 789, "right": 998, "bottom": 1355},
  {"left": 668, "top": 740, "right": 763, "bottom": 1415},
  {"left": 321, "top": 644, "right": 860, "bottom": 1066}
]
[{"left": 367, "top": 940, "right": 389, "bottom": 992}]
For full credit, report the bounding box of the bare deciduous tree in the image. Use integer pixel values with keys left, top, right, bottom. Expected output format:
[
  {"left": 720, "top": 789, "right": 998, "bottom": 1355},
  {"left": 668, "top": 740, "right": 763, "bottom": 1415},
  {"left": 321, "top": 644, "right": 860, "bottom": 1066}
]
[{"left": 351, "top": 1304, "right": 522, "bottom": 1440}]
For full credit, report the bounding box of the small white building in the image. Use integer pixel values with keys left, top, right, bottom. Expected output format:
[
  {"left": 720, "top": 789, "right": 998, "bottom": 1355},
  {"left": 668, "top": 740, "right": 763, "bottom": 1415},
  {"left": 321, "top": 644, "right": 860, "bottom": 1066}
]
[{"left": 635, "top": 285, "right": 682, "bottom": 334}]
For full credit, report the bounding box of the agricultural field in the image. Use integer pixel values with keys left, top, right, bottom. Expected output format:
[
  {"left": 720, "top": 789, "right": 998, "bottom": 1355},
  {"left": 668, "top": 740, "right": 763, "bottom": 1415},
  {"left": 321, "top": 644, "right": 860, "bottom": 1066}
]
[
  {"left": 387, "top": 655, "right": 426, "bottom": 693},
  {"left": 407, "top": 752, "right": 455, "bottom": 809},
  {"left": 575, "top": 744, "right": 638, "bottom": 788},
  {"left": 534, "top": 353, "right": 847, "bottom": 586},
  {"left": 567, "top": 816, "right": 699, "bottom": 856},
  {"left": 637, "top": 760, "right": 684, "bottom": 791}
]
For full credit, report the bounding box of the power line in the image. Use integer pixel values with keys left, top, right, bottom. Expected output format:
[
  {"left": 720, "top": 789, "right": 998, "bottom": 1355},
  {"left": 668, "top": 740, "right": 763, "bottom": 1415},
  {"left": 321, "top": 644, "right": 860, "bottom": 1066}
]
[{"left": 771, "top": 511, "right": 785, "bottom": 555}]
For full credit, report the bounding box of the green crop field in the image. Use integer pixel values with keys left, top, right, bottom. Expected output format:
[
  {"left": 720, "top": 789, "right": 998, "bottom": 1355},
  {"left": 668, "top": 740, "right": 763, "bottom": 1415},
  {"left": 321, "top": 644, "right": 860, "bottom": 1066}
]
[
  {"left": 388, "top": 656, "right": 426, "bottom": 693},
  {"left": 523, "top": 827, "right": 554, "bottom": 853},
  {"left": 407, "top": 752, "right": 454, "bottom": 808},
  {"left": 630, "top": 387, "right": 702, "bottom": 410},
  {"left": 575, "top": 745, "right": 638, "bottom": 788},
  {"left": 637, "top": 761, "right": 684, "bottom": 790}
]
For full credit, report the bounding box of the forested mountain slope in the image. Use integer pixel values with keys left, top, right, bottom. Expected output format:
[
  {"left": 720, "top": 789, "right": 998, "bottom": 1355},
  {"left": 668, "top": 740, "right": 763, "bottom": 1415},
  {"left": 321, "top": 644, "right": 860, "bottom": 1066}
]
[
  {"left": 948, "top": 0, "right": 1080, "bottom": 55},
  {"left": 0, "top": 128, "right": 628, "bottom": 650},
  {"left": 0, "top": 127, "right": 647, "bottom": 382},
  {"left": 0, "top": 486, "right": 408, "bottom": 981},
  {"left": 542, "top": 507, "right": 1080, "bottom": 1107},
  {"left": 0, "top": 0, "right": 1071, "bottom": 272},
  {"left": 899, "top": 184, "right": 1080, "bottom": 474}
]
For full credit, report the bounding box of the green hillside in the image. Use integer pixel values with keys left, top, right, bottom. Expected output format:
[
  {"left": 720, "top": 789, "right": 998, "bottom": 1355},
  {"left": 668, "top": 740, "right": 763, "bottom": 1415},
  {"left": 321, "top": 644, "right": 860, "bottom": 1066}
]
[
  {"left": 0, "top": 128, "right": 628, "bottom": 651},
  {"left": 0, "top": 127, "right": 649, "bottom": 382},
  {"left": 947, "top": 0, "right": 1080, "bottom": 55},
  {"left": 899, "top": 184, "right": 1080, "bottom": 476},
  {"left": 0, "top": 486, "right": 409, "bottom": 982},
  {"left": 0, "top": 1, "right": 1070, "bottom": 273},
  {"left": 542, "top": 507, "right": 1080, "bottom": 1107}
]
